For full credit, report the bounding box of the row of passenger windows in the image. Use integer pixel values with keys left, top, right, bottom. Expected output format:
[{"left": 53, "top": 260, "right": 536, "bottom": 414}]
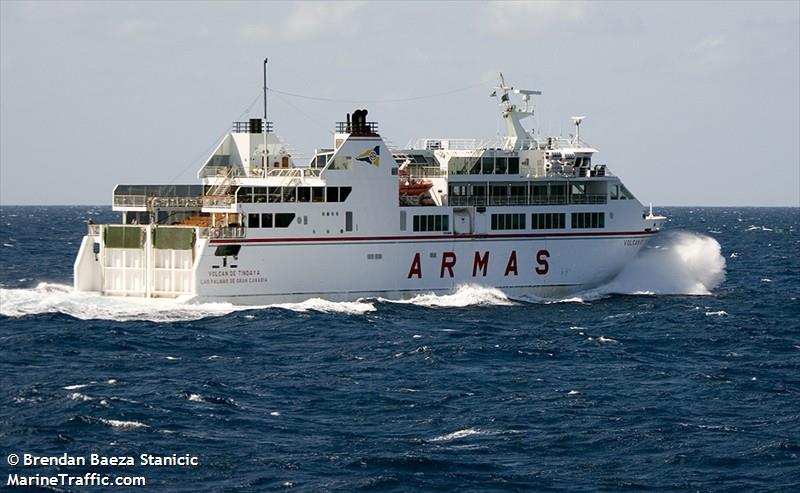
[
  {"left": 413, "top": 214, "right": 450, "bottom": 232},
  {"left": 247, "top": 213, "right": 296, "bottom": 229},
  {"left": 491, "top": 213, "right": 526, "bottom": 230},
  {"left": 450, "top": 156, "right": 521, "bottom": 175},
  {"left": 489, "top": 212, "right": 605, "bottom": 230},
  {"left": 571, "top": 212, "right": 605, "bottom": 229},
  {"left": 531, "top": 213, "right": 566, "bottom": 230},
  {"left": 450, "top": 183, "right": 568, "bottom": 197},
  {"left": 237, "top": 186, "right": 352, "bottom": 204}
]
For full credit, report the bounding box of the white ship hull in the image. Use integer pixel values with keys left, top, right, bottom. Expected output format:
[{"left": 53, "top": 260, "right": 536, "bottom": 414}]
[
  {"left": 73, "top": 72, "right": 666, "bottom": 304},
  {"left": 74, "top": 229, "right": 655, "bottom": 305},
  {"left": 197, "top": 231, "right": 654, "bottom": 303}
]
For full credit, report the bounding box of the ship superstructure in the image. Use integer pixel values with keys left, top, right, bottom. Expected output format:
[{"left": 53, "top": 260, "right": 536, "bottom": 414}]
[{"left": 74, "top": 74, "right": 665, "bottom": 303}]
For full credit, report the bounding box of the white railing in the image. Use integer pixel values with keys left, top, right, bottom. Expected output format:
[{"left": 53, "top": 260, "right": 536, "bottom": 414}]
[
  {"left": 113, "top": 195, "right": 147, "bottom": 207},
  {"left": 403, "top": 166, "right": 448, "bottom": 179},
  {"left": 202, "top": 196, "right": 235, "bottom": 208},
  {"left": 152, "top": 196, "right": 204, "bottom": 208},
  {"left": 267, "top": 168, "right": 323, "bottom": 179},
  {"left": 113, "top": 195, "right": 206, "bottom": 209},
  {"left": 199, "top": 165, "right": 244, "bottom": 178},
  {"left": 412, "top": 138, "right": 479, "bottom": 151}
]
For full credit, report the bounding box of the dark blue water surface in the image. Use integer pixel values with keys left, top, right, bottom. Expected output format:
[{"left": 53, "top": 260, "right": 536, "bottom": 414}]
[{"left": 1, "top": 206, "right": 798, "bottom": 492}]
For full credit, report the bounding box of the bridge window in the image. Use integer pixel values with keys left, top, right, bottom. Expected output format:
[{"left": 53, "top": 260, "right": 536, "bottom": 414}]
[
  {"left": 282, "top": 187, "right": 296, "bottom": 203},
  {"left": 339, "top": 186, "right": 352, "bottom": 202},
  {"left": 237, "top": 187, "right": 253, "bottom": 203},
  {"left": 268, "top": 187, "right": 281, "bottom": 203},
  {"left": 571, "top": 212, "right": 605, "bottom": 229},
  {"left": 508, "top": 157, "right": 520, "bottom": 174},
  {"left": 495, "top": 157, "right": 507, "bottom": 174},
  {"left": 297, "top": 187, "right": 311, "bottom": 203},
  {"left": 312, "top": 187, "right": 325, "bottom": 203},
  {"left": 248, "top": 213, "right": 260, "bottom": 228},
  {"left": 482, "top": 156, "right": 493, "bottom": 174},
  {"left": 261, "top": 213, "right": 273, "bottom": 228},
  {"left": 253, "top": 187, "right": 267, "bottom": 203},
  {"left": 326, "top": 187, "right": 339, "bottom": 202}
]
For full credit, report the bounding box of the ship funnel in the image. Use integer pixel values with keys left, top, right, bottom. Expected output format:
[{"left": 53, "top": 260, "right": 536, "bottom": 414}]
[{"left": 249, "top": 118, "right": 263, "bottom": 134}]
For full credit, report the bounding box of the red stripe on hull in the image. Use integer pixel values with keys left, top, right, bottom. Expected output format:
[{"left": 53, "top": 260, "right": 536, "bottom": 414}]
[{"left": 210, "top": 230, "right": 658, "bottom": 245}]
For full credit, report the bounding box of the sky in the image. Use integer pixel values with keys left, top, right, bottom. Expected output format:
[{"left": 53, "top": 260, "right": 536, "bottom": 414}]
[{"left": 1, "top": 1, "right": 798, "bottom": 206}]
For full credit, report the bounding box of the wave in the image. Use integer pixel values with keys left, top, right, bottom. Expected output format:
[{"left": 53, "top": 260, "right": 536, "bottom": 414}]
[
  {"left": 0, "top": 283, "right": 249, "bottom": 322},
  {"left": 273, "top": 298, "right": 376, "bottom": 314},
  {"left": 96, "top": 418, "right": 148, "bottom": 429},
  {"left": 592, "top": 230, "right": 726, "bottom": 296},
  {"left": 430, "top": 428, "right": 485, "bottom": 442},
  {"left": 0, "top": 283, "right": 374, "bottom": 321},
  {"left": 382, "top": 284, "right": 515, "bottom": 308}
]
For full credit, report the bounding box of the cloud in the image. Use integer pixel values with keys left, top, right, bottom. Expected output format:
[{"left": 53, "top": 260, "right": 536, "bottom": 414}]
[
  {"left": 675, "top": 34, "right": 734, "bottom": 73},
  {"left": 12, "top": 0, "right": 97, "bottom": 21},
  {"left": 481, "top": 1, "right": 641, "bottom": 37},
  {"left": 240, "top": 1, "right": 365, "bottom": 42},
  {"left": 116, "top": 17, "right": 164, "bottom": 40}
]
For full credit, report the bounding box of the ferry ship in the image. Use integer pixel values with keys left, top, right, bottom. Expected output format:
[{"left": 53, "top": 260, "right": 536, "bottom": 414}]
[{"left": 74, "top": 73, "right": 665, "bottom": 304}]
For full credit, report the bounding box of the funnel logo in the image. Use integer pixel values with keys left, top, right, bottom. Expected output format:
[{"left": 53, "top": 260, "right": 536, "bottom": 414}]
[{"left": 356, "top": 146, "right": 380, "bottom": 167}]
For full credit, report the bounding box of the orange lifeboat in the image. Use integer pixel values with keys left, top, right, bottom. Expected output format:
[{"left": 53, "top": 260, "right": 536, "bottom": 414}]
[{"left": 400, "top": 180, "right": 433, "bottom": 196}]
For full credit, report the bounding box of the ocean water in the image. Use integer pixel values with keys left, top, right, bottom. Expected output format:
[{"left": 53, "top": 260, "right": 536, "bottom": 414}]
[{"left": 0, "top": 206, "right": 798, "bottom": 492}]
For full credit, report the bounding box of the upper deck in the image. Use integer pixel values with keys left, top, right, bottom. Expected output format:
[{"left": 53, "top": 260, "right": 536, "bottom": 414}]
[{"left": 109, "top": 76, "right": 645, "bottom": 236}]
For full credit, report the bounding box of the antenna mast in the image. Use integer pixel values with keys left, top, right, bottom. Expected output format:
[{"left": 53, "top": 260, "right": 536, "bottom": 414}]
[
  {"left": 571, "top": 116, "right": 585, "bottom": 145},
  {"left": 263, "top": 58, "right": 268, "bottom": 173}
]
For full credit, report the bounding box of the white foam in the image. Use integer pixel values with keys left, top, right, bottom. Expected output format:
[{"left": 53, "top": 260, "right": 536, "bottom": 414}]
[
  {"left": 598, "top": 336, "right": 618, "bottom": 343},
  {"left": 705, "top": 310, "right": 728, "bottom": 317},
  {"left": 0, "top": 283, "right": 251, "bottom": 322},
  {"left": 596, "top": 231, "right": 726, "bottom": 296},
  {"left": 63, "top": 384, "right": 89, "bottom": 390},
  {"left": 97, "top": 418, "right": 148, "bottom": 429},
  {"left": 385, "top": 284, "right": 515, "bottom": 308},
  {"left": 273, "top": 297, "right": 376, "bottom": 314},
  {"left": 567, "top": 390, "right": 580, "bottom": 395},
  {"left": 430, "top": 428, "right": 484, "bottom": 442},
  {"left": 69, "top": 392, "right": 93, "bottom": 402},
  {"left": 0, "top": 282, "right": 377, "bottom": 320},
  {"left": 187, "top": 394, "right": 204, "bottom": 402}
]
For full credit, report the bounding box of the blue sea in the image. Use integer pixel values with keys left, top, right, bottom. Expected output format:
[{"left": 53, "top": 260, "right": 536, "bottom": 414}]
[{"left": 1, "top": 206, "right": 798, "bottom": 492}]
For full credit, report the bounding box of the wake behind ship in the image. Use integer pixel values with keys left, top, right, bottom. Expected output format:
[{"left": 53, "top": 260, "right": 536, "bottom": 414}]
[{"left": 74, "top": 73, "right": 665, "bottom": 304}]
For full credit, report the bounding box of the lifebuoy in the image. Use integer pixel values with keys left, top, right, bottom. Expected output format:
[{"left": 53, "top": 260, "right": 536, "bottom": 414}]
[{"left": 212, "top": 228, "right": 221, "bottom": 238}]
